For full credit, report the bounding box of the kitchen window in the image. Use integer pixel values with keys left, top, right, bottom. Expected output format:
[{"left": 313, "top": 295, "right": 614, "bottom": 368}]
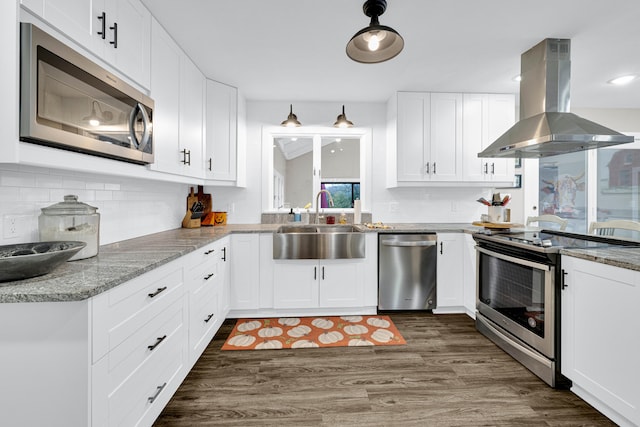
[
  {"left": 264, "top": 127, "right": 370, "bottom": 212},
  {"left": 537, "top": 134, "right": 640, "bottom": 234},
  {"left": 320, "top": 183, "right": 361, "bottom": 208}
]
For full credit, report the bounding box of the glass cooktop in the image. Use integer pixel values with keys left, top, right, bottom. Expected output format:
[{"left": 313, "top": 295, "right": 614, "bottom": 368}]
[{"left": 475, "top": 229, "right": 640, "bottom": 253}]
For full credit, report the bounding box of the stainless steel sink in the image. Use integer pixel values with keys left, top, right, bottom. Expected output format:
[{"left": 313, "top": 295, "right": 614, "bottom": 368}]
[
  {"left": 276, "top": 224, "right": 363, "bottom": 233},
  {"left": 273, "top": 224, "right": 365, "bottom": 259}
]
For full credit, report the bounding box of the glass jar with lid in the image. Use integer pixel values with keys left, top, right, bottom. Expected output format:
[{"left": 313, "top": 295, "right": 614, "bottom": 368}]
[{"left": 39, "top": 195, "right": 100, "bottom": 260}]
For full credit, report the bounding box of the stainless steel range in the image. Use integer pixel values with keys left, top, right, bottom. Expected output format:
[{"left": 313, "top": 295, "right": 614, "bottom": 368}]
[{"left": 473, "top": 229, "right": 640, "bottom": 388}]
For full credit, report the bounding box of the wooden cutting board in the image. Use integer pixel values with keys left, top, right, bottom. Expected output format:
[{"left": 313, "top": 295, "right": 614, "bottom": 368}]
[{"left": 472, "top": 221, "right": 520, "bottom": 229}]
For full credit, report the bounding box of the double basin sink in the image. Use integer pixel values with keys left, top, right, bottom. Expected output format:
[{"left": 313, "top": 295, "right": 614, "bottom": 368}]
[{"left": 273, "top": 224, "right": 366, "bottom": 259}]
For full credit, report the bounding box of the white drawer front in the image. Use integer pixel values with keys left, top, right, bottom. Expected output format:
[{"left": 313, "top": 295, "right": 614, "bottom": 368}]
[
  {"left": 92, "top": 262, "right": 185, "bottom": 363},
  {"left": 106, "top": 297, "right": 186, "bottom": 392},
  {"left": 92, "top": 304, "right": 187, "bottom": 427},
  {"left": 189, "top": 279, "right": 220, "bottom": 361}
]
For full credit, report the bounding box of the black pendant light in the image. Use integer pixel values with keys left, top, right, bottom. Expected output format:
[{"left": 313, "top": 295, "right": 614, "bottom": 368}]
[
  {"left": 346, "top": 0, "right": 404, "bottom": 64},
  {"left": 334, "top": 105, "right": 354, "bottom": 128},
  {"left": 280, "top": 104, "right": 302, "bottom": 127}
]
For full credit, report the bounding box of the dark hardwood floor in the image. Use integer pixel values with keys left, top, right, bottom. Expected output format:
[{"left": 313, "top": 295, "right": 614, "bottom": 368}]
[{"left": 154, "top": 313, "right": 614, "bottom": 426}]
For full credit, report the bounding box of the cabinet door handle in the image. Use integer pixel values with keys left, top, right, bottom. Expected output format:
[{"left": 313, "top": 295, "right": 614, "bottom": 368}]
[
  {"left": 204, "top": 313, "right": 214, "bottom": 323},
  {"left": 109, "top": 22, "right": 118, "bottom": 48},
  {"left": 322, "top": 266, "right": 325, "bottom": 280},
  {"left": 147, "top": 335, "right": 167, "bottom": 351},
  {"left": 314, "top": 266, "right": 317, "bottom": 280},
  {"left": 439, "top": 242, "right": 443, "bottom": 255},
  {"left": 208, "top": 158, "right": 212, "bottom": 171},
  {"left": 204, "top": 273, "right": 214, "bottom": 280},
  {"left": 204, "top": 249, "right": 215, "bottom": 255},
  {"left": 433, "top": 162, "right": 437, "bottom": 174},
  {"left": 181, "top": 149, "right": 191, "bottom": 165},
  {"left": 484, "top": 163, "right": 488, "bottom": 174},
  {"left": 561, "top": 269, "right": 568, "bottom": 290},
  {"left": 97, "top": 12, "right": 106, "bottom": 39},
  {"left": 222, "top": 247, "right": 227, "bottom": 262},
  {"left": 148, "top": 286, "right": 167, "bottom": 298},
  {"left": 491, "top": 163, "right": 495, "bottom": 174},
  {"left": 148, "top": 382, "right": 167, "bottom": 403},
  {"left": 425, "top": 163, "right": 430, "bottom": 174}
]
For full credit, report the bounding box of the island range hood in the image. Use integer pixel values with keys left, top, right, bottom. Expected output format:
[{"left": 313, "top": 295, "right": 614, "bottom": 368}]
[{"left": 479, "top": 38, "right": 634, "bottom": 159}]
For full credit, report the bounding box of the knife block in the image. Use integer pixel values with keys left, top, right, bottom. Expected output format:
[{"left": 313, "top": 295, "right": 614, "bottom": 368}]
[
  {"left": 182, "top": 210, "right": 201, "bottom": 228},
  {"left": 182, "top": 187, "right": 201, "bottom": 228}
]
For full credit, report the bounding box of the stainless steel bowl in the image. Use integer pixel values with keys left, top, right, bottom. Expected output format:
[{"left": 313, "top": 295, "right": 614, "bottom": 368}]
[{"left": 0, "top": 241, "right": 86, "bottom": 283}]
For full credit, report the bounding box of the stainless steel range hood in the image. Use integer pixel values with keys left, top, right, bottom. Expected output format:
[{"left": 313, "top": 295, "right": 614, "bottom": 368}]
[{"left": 479, "top": 38, "right": 634, "bottom": 158}]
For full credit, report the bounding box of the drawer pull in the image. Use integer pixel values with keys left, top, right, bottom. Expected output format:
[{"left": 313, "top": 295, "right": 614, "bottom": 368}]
[
  {"left": 204, "top": 273, "right": 214, "bottom": 280},
  {"left": 148, "top": 382, "right": 167, "bottom": 404},
  {"left": 204, "top": 313, "right": 214, "bottom": 323},
  {"left": 148, "top": 286, "right": 167, "bottom": 298},
  {"left": 147, "top": 335, "right": 167, "bottom": 351},
  {"left": 204, "top": 249, "right": 215, "bottom": 255}
]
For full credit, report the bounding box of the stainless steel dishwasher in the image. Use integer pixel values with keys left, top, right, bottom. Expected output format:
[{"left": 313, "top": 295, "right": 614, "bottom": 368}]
[{"left": 378, "top": 233, "right": 437, "bottom": 310}]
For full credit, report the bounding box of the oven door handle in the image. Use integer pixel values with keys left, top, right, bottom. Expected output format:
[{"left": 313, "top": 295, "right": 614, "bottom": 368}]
[{"left": 475, "top": 246, "right": 551, "bottom": 271}]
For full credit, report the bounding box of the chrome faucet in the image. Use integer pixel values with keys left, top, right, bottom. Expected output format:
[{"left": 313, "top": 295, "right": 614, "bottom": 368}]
[{"left": 315, "top": 190, "right": 334, "bottom": 224}]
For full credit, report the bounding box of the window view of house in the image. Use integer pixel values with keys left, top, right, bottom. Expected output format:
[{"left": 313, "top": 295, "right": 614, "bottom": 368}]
[{"left": 538, "top": 143, "right": 640, "bottom": 235}]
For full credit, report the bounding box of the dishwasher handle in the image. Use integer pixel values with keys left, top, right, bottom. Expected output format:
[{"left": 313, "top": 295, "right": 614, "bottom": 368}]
[{"left": 381, "top": 239, "right": 437, "bottom": 247}]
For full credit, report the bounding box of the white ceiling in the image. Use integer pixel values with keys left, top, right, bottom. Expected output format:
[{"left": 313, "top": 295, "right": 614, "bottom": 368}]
[{"left": 141, "top": 0, "right": 640, "bottom": 109}]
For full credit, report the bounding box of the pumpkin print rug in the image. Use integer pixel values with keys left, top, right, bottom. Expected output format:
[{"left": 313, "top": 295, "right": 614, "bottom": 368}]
[{"left": 221, "top": 315, "right": 406, "bottom": 350}]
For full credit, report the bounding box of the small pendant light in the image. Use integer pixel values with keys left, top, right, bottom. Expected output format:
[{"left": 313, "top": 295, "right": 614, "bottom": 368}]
[
  {"left": 346, "top": 0, "right": 404, "bottom": 64},
  {"left": 334, "top": 105, "right": 354, "bottom": 128},
  {"left": 280, "top": 104, "right": 302, "bottom": 127}
]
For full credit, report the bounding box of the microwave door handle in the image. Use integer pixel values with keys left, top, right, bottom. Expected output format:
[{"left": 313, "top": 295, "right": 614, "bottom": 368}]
[{"left": 128, "top": 103, "right": 151, "bottom": 151}]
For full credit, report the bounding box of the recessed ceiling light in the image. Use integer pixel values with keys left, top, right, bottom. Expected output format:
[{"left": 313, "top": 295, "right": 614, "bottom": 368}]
[
  {"left": 512, "top": 75, "right": 522, "bottom": 82},
  {"left": 608, "top": 75, "right": 637, "bottom": 85}
]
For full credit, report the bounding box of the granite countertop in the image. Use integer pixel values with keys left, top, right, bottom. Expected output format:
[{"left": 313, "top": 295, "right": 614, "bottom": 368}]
[
  {"left": 560, "top": 246, "right": 640, "bottom": 272},
  {"left": 11, "top": 222, "right": 639, "bottom": 303},
  {"left": 0, "top": 223, "right": 481, "bottom": 304}
]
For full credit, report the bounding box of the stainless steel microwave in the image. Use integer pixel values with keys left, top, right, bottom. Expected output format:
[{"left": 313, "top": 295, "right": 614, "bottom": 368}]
[{"left": 20, "top": 23, "right": 154, "bottom": 164}]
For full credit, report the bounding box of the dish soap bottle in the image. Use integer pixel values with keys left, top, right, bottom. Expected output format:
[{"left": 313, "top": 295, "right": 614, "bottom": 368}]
[{"left": 339, "top": 211, "right": 347, "bottom": 224}]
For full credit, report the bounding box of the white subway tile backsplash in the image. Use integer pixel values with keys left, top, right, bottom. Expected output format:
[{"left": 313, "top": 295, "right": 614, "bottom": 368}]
[
  {"left": 19, "top": 187, "right": 50, "bottom": 202},
  {"left": 61, "top": 178, "right": 87, "bottom": 189},
  {"left": 95, "top": 190, "right": 113, "bottom": 201},
  {"left": 0, "top": 167, "right": 187, "bottom": 246},
  {"left": 35, "top": 173, "right": 63, "bottom": 189},
  {"left": 0, "top": 170, "right": 36, "bottom": 187},
  {"left": 104, "top": 183, "right": 121, "bottom": 191},
  {"left": 86, "top": 182, "right": 105, "bottom": 190}
]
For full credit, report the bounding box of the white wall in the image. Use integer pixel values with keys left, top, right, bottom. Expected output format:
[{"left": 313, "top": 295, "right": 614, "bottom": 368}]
[
  {"left": 210, "top": 100, "right": 503, "bottom": 225},
  {"left": 0, "top": 164, "right": 187, "bottom": 246}
]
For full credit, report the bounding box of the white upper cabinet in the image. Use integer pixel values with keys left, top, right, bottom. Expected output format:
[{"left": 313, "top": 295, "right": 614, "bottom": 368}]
[
  {"left": 205, "top": 79, "right": 238, "bottom": 182},
  {"left": 149, "top": 18, "right": 204, "bottom": 179},
  {"left": 390, "top": 91, "right": 515, "bottom": 187},
  {"left": 21, "top": 0, "right": 92, "bottom": 48},
  {"left": 462, "top": 93, "right": 515, "bottom": 184},
  {"left": 149, "top": 18, "right": 181, "bottom": 176},
  {"left": 397, "top": 92, "right": 462, "bottom": 182},
  {"left": 22, "top": 0, "right": 151, "bottom": 89},
  {"left": 178, "top": 54, "right": 205, "bottom": 178},
  {"left": 92, "top": 0, "right": 151, "bottom": 89}
]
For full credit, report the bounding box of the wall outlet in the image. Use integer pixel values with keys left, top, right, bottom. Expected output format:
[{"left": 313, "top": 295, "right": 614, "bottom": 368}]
[{"left": 3, "top": 215, "right": 19, "bottom": 239}]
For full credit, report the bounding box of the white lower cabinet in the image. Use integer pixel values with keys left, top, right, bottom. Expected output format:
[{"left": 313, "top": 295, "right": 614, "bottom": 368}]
[
  {"left": 561, "top": 256, "right": 639, "bottom": 427},
  {"left": 91, "top": 260, "right": 188, "bottom": 427},
  {"left": 462, "top": 233, "right": 477, "bottom": 318},
  {"left": 433, "top": 233, "right": 465, "bottom": 313},
  {"left": 185, "top": 237, "right": 229, "bottom": 366},
  {"left": 230, "top": 233, "right": 260, "bottom": 310},
  {"left": 273, "top": 259, "right": 365, "bottom": 309}
]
